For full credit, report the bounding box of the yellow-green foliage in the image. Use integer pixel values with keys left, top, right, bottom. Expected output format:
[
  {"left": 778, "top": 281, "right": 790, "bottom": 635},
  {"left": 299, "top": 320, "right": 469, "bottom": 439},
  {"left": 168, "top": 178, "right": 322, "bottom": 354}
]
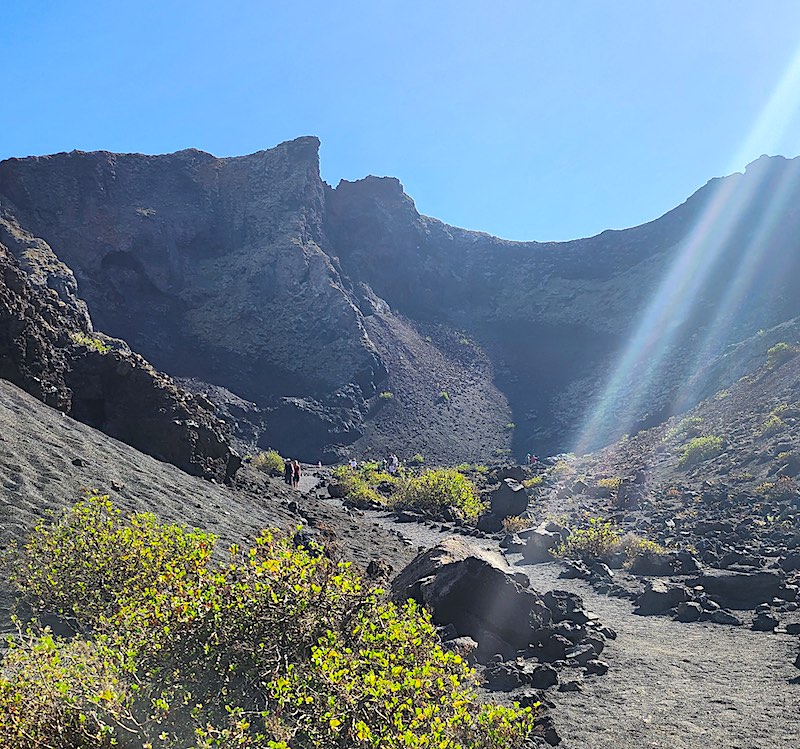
[
  {"left": 665, "top": 415, "right": 703, "bottom": 441},
  {"left": 755, "top": 476, "right": 797, "bottom": 501},
  {"left": 678, "top": 435, "right": 723, "bottom": 467},
  {"left": 252, "top": 449, "right": 285, "bottom": 476},
  {"left": 621, "top": 535, "right": 664, "bottom": 563},
  {"left": 69, "top": 332, "right": 111, "bottom": 354},
  {"left": 456, "top": 462, "right": 473, "bottom": 473},
  {"left": 766, "top": 341, "right": 799, "bottom": 369},
  {"left": 474, "top": 464, "right": 488, "bottom": 474},
  {"left": 332, "top": 466, "right": 383, "bottom": 505},
  {"left": 10, "top": 494, "right": 215, "bottom": 627},
  {"left": 394, "top": 468, "right": 484, "bottom": 520},
  {"left": 760, "top": 413, "right": 786, "bottom": 437},
  {"left": 523, "top": 475, "right": 544, "bottom": 489},
  {"left": 2, "top": 498, "right": 537, "bottom": 749},
  {"left": 553, "top": 517, "right": 620, "bottom": 561},
  {"left": 597, "top": 477, "right": 622, "bottom": 491},
  {"left": 378, "top": 391, "right": 394, "bottom": 400},
  {"left": 410, "top": 452, "right": 425, "bottom": 465}
]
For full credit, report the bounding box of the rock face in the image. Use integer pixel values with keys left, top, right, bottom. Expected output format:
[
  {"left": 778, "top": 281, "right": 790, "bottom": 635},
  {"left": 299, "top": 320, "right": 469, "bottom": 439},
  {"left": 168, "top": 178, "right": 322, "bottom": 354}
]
[
  {"left": 0, "top": 220, "right": 238, "bottom": 481},
  {"left": 3, "top": 141, "right": 800, "bottom": 460}
]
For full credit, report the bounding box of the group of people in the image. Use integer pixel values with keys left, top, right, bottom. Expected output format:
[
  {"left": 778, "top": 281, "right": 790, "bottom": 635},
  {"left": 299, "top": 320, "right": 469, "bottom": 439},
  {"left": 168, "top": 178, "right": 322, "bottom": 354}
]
[
  {"left": 283, "top": 458, "right": 302, "bottom": 489},
  {"left": 525, "top": 452, "right": 539, "bottom": 466}
]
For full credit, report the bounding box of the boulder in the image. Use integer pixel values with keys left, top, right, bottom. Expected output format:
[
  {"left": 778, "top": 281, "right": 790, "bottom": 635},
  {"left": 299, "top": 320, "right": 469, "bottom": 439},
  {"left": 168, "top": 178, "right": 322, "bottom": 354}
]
[
  {"left": 520, "top": 526, "right": 562, "bottom": 563},
  {"left": 392, "top": 538, "right": 551, "bottom": 661},
  {"left": 543, "top": 590, "right": 594, "bottom": 624},
  {"left": 635, "top": 580, "right": 689, "bottom": 615},
  {"left": 490, "top": 478, "right": 528, "bottom": 518},
  {"left": 628, "top": 551, "right": 677, "bottom": 576},
  {"left": 688, "top": 570, "right": 784, "bottom": 610}
]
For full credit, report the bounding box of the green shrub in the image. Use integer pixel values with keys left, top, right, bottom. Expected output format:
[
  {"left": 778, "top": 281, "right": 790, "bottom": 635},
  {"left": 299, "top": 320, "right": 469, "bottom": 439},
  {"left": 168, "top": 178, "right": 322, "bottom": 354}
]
[
  {"left": 766, "top": 342, "right": 799, "bottom": 369},
  {"left": 523, "top": 475, "right": 544, "bottom": 489},
  {"left": 474, "top": 464, "right": 488, "bottom": 474},
  {"left": 332, "top": 466, "right": 383, "bottom": 505},
  {"left": 3, "top": 499, "right": 538, "bottom": 748},
  {"left": 553, "top": 517, "right": 619, "bottom": 561},
  {"left": 504, "top": 422, "right": 515, "bottom": 430},
  {"left": 456, "top": 462, "right": 473, "bottom": 473},
  {"left": 438, "top": 391, "right": 450, "bottom": 402},
  {"left": 69, "top": 332, "right": 111, "bottom": 354},
  {"left": 394, "top": 468, "right": 484, "bottom": 520},
  {"left": 665, "top": 415, "right": 703, "bottom": 441},
  {"left": 252, "top": 449, "right": 286, "bottom": 476},
  {"left": 760, "top": 413, "right": 786, "bottom": 437},
  {"left": 410, "top": 452, "right": 425, "bottom": 465},
  {"left": 597, "top": 477, "right": 622, "bottom": 491},
  {"left": 378, "top": 391, "right": 394, "bottom": 400},
  {"left": 621, "top": 535, "right": 664, "bottom": 564},
  {"left": 678, "top": 435, "right": 724, "bottom": 467},
  {"left": 9, "top": 494, "right": 215, "bottom": 627}
]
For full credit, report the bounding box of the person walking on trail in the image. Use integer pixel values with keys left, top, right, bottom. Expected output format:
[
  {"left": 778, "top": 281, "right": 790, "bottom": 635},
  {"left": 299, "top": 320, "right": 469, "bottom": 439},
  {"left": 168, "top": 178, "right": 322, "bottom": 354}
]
[
  {"left": 292, "top": 460, "right": 301, "bottom": 489},
  {"left": 284, "top": 458, "right": 293, "bottom": 485},
  {"left": 525, "top": 452, "right": 532, "bottom": 466}
]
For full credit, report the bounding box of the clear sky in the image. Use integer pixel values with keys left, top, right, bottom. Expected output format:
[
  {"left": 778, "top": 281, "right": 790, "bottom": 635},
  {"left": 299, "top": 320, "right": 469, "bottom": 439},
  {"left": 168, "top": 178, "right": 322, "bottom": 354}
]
[{"left": 3, "top": 1, "right": 800, "bottom": 241}]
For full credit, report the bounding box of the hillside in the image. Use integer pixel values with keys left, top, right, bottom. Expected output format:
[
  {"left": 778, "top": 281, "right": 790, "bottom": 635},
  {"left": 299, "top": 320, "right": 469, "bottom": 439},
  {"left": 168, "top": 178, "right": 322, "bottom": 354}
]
[{"left": 2, "top": 140, "right": 799, "bottom": 462}]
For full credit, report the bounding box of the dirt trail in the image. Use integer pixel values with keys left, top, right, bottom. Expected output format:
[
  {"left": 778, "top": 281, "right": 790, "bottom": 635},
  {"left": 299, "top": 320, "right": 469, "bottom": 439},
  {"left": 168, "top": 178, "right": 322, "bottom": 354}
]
[{"left": 367, "top": 513, "right": 800, "bottom": 749}]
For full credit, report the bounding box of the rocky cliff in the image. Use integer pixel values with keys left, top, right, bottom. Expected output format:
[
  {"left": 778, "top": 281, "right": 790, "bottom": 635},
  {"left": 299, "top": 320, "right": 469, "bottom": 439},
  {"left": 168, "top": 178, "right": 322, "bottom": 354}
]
[{"left": 2, "top": 139, "right": 799, "bottom": 462}]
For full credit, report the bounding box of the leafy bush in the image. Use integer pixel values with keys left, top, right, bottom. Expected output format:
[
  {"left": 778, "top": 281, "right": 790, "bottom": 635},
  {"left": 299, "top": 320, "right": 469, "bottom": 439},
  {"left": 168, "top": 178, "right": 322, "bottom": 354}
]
[
  {"left": 378, "top": 391, "right": 394, "bottom": 400},
  {"left": 3, "top": 499, "right": 538, "bottom": 749},
  {"left": 456, "top": 462, "right": 473, "bottom": 473},
  {"left": 69, "top": 331, "right": 111, "bottom": 354},
  {"left": 760, "top": 413, "right": 786, "bottom": 437},
  {"left": 394, "top": 468, "right": 484, "bottom": 520},
  {"left": 755, "top": 476, "right": 797, "bottom": 501},
  {"left": 504, "top": 422, "right": 515, "bottom": 430},
  {"left": 9, "top": 494, "right": 215, "bottom": 627},
  {"left": 678, "top": 435, "right": 724, "bottom": 468},
  {"left": 766, "top": 341, "right": 799, "bottom": 369},
  {"left": 410, "top": 452, "right": 425, "bottom": 465},
  {"left": 331, "top": 466, "right": 383, "bottom": 505},
  {"left": 438, "top": 390, "right": 450, "bottom": 402},
  {"left": 597, "top": 477, "right": 622, "bottom": 491},
  {"left": 474, "top": 464, "right": 488, "bottom": 474},
  {"left": 620, "top": 534, "right": 664, "bottom": 563},
  {"left": 665, "top": 415, "right": 703, "bottom": 441},
  {"left": 501, "top": 516, "right": 536, "bottom": 534},
  {"left": 553, "top": 517, "right": 620, "bottom": 561},
  {"left": 523, "top": 475, "right": 544, "bottom": 489},
  {"left": 252, "top": 449, "right": 286, "bottom": 476}
]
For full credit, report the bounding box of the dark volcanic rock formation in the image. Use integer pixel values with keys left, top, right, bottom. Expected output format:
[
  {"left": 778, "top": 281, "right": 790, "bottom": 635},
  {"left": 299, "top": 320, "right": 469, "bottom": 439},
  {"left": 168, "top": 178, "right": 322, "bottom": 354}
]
[
  {"left": 2, "top": 139, "right": 800, "bottom": 461},
  {"left": 0, "top": 221, "right": 238, "bottom": 481}
]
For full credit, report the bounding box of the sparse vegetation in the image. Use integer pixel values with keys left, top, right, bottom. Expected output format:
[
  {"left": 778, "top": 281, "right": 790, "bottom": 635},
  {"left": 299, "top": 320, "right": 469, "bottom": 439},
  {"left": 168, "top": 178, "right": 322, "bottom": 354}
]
[
  {"left": 620, "top": 534, "right": 664, "bottom": 563},
  {"left": 553, "top": 517, "right": 620, "bottom": 562},
  {"left": 597, "top": 477, "right": 622, "bottom": 491},
  {"left": 252, "top": 448, "right": 285, "bottom": 476},
  {"left": 678, "top": 435, "right": 724, "bottom": 467},
  {"left": 393, "top": 468, "right": 484, "bottom": 520},
  {"left": 2, "top": 497, "right": 537, "bottom": 748},
  {"left": 438, "top": 390, "right": 450, "bottom": 402},
  {"left": 69, "top": 331, "right": 111, "bottom": 354},
  {"left": 378, "top": 390, "right": 394, "bottom": 400},
  {"left": 523, "top": 475, "right": 544, "bottom": 489},
  {"left": 766, "top": 341, "right": 799, "bottom": 369},
  {"left": 332, "top": 465, "right": 383, "bottom": 505},
  {"left": 410, "top": 452, "right": 425, "bottom": 465},
  {"left": 504, "top": 422, "right": 515, "bottom": 430},
  {"left": 501, "top": 516, "right": 536, "bottom": 534},
  {"left": 665, "top": 415, "right": 703, "bottom": 441},
  {"left": 760, "top": 413, "right": 786, "bottom": 437}
]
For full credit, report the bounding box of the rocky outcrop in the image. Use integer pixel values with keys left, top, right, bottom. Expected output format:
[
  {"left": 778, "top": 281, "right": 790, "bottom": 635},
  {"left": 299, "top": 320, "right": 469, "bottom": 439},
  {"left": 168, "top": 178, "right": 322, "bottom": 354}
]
[
  {"left": 3, "top": 140, "right": 800, "bottom": 461},
  {"left": 0, "top": 229, "right": 238, "bottom": 481}
]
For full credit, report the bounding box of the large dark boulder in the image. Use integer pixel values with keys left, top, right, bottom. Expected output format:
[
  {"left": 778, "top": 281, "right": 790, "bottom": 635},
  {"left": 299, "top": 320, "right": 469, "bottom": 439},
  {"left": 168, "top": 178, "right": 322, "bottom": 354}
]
[
  {"left": 490, "top": 478, "right": 528, "bottom": 518},
  {"left": 688, "top": 570, "right": 784, "bottom": 610},
  {"left": 634, "top": 580, "right": 689, "bottom": 615},
  {"left": 392, "top": 538, "right": 551, "bottom": 661}
]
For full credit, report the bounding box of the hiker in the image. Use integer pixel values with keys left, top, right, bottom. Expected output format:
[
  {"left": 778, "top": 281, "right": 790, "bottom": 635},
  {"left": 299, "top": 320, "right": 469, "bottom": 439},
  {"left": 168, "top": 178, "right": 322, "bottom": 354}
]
[
  {"left": 525, "top": 452, "right": 532, "bottom": 465},
  {"left": 284, "top": 458, "right": 293, "bottom": 485},
  {"left": 292, "top": 459, "right": 301, "bottom": 489}
]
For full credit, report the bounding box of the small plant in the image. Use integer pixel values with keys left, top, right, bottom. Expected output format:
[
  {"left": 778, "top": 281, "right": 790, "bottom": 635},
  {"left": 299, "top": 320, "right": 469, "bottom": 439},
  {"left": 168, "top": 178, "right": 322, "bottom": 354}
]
[
  {"left": 523, "top": 475, "right": 544, "bottom": 489},
  {"left": 665, "top": 415, "right": 703, "bottom": 441},
  {"left": 438, "top": 390, "right": 450, "bottom": 402},
  {"left": 410, "top": 452, "right": 425, "bottom": 465},
  {"left": 457, "top": 336, "right": 471, "bottom": 346},
  {"left": 69, "top": 331, "right": 111, "bottom": 354},
  {"left": 621, "top": 534, "right": 664, "bottom": 564},
  {"left": 766, "top": 342, "right": 799, "bottom": 369},
  {"left": 378, "top": 391, "right": 394, "bottom": 400},
  {"left": 394, "top": 468, "right": 484, "bottom": 521},
  {"left": 456, "top": 462, "right": 472, "bottom": 473},
  {"left": 755, "top": 476, "right": 797, "bottom": 501},
  {"left": 597, "top": 477, "right": 622, "bottom": 491},
  {"left": 251, "top": 448, "right": 285, "bottom": 476},
  {"left": 678, "top": 435, "right": 724, "bottom": 468},
  {"left": 760, "top": 413, "right": 786, "bottom": 437},
  {"left": 553, "top": 517, "right": 620, "bottom": 562},
  {"left": 501, "top": 516, "right": 536, "bottom": 534},
  {"left": 474, "top": 464, "right": 488, "bottom": 474},
  {"left": 332, "top": 466, "right": 383, "bottom": 505},
  {"left": 504, "top": 422, "right": 516, "bottom": 430},
  {"left": 714, "top": 388, "right": 731, "bottom": 401}
]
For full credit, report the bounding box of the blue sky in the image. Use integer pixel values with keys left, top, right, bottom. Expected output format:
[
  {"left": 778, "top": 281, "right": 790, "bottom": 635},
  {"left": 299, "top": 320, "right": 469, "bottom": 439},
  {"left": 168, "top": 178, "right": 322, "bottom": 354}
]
[{"left": 3, "top": 1, "right": 800, "bottom": 241}]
